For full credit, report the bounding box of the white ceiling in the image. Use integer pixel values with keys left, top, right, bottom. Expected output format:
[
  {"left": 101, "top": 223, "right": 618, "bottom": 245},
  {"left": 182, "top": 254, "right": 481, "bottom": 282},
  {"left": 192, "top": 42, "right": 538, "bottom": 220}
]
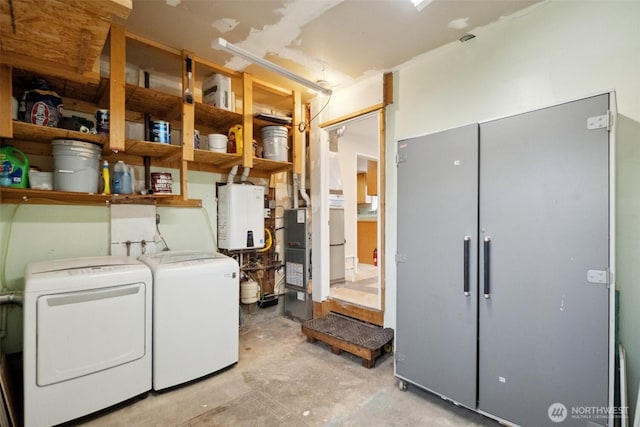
[{"left": 118, "top": 0, "right": 541, "bottom": 99}]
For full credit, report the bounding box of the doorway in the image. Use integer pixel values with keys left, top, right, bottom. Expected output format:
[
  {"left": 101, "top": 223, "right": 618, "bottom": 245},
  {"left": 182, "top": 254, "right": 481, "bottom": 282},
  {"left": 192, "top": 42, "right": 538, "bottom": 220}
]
[{"left": 326, "top": 113, "right": 381, "bottom": 310}]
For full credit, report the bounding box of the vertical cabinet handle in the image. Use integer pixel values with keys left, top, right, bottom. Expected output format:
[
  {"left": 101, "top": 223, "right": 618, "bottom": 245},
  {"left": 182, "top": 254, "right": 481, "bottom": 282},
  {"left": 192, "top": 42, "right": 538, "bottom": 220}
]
[
  {"left": 463, "top": 236, "right": 471, "bottom": 296},
  {"left": 483, "top": 237, "right": 491, "bottom": 299}
]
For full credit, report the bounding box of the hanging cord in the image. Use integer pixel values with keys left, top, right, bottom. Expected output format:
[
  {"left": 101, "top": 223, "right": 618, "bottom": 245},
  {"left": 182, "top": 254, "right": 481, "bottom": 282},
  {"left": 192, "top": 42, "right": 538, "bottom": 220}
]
[
  {"left": 155, "top": 213, "right": 170, "bottom": 251},
  {"left": 297, "top": 94, "right": 332, "bottom": 133}
]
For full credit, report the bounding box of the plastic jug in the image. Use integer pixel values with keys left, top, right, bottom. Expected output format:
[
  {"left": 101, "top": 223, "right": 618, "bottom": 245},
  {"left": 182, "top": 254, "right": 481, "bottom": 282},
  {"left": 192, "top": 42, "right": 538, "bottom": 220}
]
[
  {"left": 228, "top": 124, "right": 243, "bottom": 154},
  {"left": 112, "top": 160, "right": 131, "bottom": 195},
  {"left": 0, "top": 146, "right": 29, "bottom": 188}
]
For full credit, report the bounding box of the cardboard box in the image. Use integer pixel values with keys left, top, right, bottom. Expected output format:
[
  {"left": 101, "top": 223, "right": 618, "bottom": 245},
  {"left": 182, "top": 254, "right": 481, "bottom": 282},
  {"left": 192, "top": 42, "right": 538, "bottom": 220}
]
[{"left": 203, "top": 74, "right": 231, "bottom": 110}]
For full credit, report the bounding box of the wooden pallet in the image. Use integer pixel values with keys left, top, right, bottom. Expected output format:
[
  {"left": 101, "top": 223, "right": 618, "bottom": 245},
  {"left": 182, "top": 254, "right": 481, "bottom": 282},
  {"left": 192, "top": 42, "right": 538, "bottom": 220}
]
[{"left": 301, "top": 313, "right": 394, "bottom": 368}]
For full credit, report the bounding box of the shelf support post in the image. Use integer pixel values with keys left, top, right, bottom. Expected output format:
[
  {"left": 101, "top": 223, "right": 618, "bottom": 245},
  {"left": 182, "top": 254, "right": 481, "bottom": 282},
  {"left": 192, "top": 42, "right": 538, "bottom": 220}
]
[
  {"left": 181, "top": 50, "right": 195, "bottom": 162},
  {"left": 242, "top": 72, "right": 254, "bottom": 168},
  {"left": 109, "top": 24, "right": 126, "bottom": 152},
  {"left": 180, "top": 160, "right": 189, "bottom": 201},
  {"left": 0, "top": 64, "right": 13, "bottom": 138}
]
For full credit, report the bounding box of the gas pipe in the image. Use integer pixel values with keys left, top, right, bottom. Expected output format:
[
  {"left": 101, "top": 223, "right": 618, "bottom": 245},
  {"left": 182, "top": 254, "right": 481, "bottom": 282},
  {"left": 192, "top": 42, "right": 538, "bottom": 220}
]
[{"left": 373, "top": 248, "right": 378, "bottom": 267}]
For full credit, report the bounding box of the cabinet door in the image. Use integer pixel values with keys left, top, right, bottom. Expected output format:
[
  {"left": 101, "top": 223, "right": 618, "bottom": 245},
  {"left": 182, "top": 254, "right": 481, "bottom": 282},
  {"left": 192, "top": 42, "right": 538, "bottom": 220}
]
[
  {"left": 357, "top": 221, "right": 377, "bottom": 265},
  {"left": 357, "top": 173, "right": 367, "bottom": 204},
  {"left": 366, "top": 160, "right": 377, "bottom": 195},
  {"left": 396, "top": 124, "right": 479, "bottom": 409},
  {"left": 478, "top": 94, "right": 610, "bottom": 426}
]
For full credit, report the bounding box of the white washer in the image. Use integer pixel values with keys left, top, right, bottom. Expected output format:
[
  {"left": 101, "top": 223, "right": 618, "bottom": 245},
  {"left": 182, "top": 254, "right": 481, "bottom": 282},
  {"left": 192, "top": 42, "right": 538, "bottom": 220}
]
[
  {"left": 138, "top": 251, "right": 239, "bottom": 390},
  {"left": 23, "top": 256, "right": 152, "bottom": 427}
]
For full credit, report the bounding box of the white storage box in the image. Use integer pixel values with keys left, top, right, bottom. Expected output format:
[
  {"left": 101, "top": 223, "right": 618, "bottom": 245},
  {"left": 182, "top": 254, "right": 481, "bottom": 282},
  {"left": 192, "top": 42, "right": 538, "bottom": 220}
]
[
  {"left": 29, "top": 170, "right": 53, "bottom": 190},
  {"left": 203, "top": 74, "right": 231, "bottom": 111}
]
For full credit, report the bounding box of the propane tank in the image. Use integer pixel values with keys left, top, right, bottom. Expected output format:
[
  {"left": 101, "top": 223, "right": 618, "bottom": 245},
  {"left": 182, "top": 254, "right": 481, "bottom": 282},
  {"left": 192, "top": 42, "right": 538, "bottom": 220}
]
[{"left": 373, "top": 248, "right": 378, "bottom": 267}]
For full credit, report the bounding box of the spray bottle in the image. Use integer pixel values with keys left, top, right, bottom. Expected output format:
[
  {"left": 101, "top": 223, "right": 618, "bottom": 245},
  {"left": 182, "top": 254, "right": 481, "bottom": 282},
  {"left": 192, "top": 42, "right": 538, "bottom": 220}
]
[{"left": 101, "top": 161, "right": 111, "bottom": 194}]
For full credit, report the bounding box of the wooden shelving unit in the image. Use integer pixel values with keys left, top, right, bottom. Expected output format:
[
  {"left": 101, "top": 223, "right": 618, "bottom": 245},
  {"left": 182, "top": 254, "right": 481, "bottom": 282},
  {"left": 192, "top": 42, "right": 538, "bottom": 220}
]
[
  {"left": 0, "top": 188, "right": 202, "bottom": 207},
  {"left": 0, "top": 8, "right": 300, "bottom": 207}
]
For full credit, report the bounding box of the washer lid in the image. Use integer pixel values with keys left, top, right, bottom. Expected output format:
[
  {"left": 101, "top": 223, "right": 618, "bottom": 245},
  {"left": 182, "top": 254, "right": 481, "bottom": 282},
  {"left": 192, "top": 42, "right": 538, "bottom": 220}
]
[{"left": 139, "top": 250, "right": 227, "bottom": 265}]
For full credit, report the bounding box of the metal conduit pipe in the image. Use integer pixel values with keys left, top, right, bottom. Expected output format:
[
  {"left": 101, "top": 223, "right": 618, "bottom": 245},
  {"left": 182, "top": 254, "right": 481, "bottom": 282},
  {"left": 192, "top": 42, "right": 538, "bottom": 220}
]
[{"left": 0, "top": 293, "right": 22, "bottom": 306}]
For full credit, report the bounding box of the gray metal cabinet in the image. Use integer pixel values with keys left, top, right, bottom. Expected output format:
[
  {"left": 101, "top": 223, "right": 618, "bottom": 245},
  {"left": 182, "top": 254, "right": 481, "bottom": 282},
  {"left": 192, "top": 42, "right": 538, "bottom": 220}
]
[{"left": 396, "top": 94, "right": 612, "bottom": 427}]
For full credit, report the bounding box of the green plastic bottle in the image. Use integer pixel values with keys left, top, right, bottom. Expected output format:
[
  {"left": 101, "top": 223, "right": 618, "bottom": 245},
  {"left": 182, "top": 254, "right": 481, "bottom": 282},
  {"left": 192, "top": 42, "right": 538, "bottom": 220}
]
[{"left": 0, "top": 146, "right": 29, "bottom": 188}]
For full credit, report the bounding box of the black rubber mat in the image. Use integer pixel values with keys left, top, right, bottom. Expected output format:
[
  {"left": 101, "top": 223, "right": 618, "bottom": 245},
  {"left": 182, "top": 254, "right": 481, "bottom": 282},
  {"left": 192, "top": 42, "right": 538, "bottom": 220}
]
[{"left": 302, "top": 313, "right": 394, "bottom": 350}]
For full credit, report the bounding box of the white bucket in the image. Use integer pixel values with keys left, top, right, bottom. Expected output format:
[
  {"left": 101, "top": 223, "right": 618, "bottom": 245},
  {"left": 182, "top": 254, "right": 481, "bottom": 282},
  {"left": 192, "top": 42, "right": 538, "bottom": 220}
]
[
  {"left": 240, "top": 280, "right": 259, "bottom": 304},
  {"left": 52, "top": 139, "right": 101, "bottom": 193},
  {"left": 261, "top": 126, "right": 288, "bottom": 161},
  {"left": 208, "top": 134, "right": 227, "bottom": 153}
]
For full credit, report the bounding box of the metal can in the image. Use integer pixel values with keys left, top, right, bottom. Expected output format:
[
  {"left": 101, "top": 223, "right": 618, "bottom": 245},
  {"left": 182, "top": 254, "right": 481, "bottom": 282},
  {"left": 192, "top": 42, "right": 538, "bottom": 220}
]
[
  {"left": 151, "top": 172, "right": 172, "bottom": 194},
  {"left": 96, "top": 109, "right": 109, "bottom": 135},
  {"left": 150, "top": 120, "right": 171, "bottom": 144}
]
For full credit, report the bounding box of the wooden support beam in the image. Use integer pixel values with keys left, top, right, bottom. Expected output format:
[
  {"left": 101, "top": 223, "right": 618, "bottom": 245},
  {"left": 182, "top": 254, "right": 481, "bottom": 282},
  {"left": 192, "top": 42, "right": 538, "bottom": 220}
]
[
  {"left": 378, "top": 108, "right": 386, "bottom": 312},
  {"left": 0, "top": 65, "right": 13, "bottom": 138},
  {"left": 180, "top": 160, "right": 189, "bottom": 201},
  {"left": 319, "top": 103, "right": 385, "bottom": 129},
  {"left": 181, "top": 51, "right": 195, "bottom": 162},
  {"left": 383, "top": 72, "right": 394, "bottom": 106},
  {"left": 0, "top": 52, "right": 101, "bottom": 85},
  {"left": 109, "top": 24, "right": 126, "bottom": 152},
  {"left": 242, "top": 73, "right": 254, "bottom": 168}
]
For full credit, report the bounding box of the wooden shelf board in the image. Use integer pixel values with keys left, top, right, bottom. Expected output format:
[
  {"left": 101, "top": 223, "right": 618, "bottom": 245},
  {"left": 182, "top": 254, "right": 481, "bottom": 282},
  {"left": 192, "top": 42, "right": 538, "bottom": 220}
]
[
  {"left": 12, "top": 69, "right": 109, "bottom": 107},
  {"left": 192, "top": 149, "right": 244, "bottom": 168},
  {"left": 123, "top": 139, "right": 181, "bottom": 157},
  {"left": 252, "top": 158, "right": 293, "bottom": 174},
  {"left": 125, "top": 84, "right": 182, "bottom": 120},
  {"left": 189, "top": 150, "right": 292, "bottom": 176},
  {"left": 194, "top": 102, "right": 242, "bottom": 131},
  {"left": 0, "top": 188, "right": 201, "bottom": 208},
  {"left": 12, "top": 121, "right": 107, "bottom": 145},
  {"left": 254, "top": 117, "right": 293, "bottom": 131},
  {"left": 1, "top": 0, "right": 131, "bottom": 79}
]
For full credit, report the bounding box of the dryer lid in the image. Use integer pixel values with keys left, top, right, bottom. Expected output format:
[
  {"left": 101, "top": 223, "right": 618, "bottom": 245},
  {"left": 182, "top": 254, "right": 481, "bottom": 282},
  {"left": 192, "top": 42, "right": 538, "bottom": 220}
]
[
  {"left": 139, "top": 250, "right": 228, "bottom": 265},
  {"left": 26, "top": 256, "right": 143, "bottom": 275}
]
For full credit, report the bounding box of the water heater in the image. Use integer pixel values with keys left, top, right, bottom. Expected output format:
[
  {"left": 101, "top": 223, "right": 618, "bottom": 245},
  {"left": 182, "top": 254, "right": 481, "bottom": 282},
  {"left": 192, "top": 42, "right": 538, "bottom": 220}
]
[{"left": 217, "top": 184, "right": 264, "bottom": 250}]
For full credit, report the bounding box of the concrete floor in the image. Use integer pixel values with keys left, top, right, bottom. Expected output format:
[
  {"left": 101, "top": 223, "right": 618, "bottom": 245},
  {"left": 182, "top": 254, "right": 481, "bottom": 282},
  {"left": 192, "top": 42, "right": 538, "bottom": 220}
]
[{"left": 78, "top": 315, "right": 499, "bottom": 426}]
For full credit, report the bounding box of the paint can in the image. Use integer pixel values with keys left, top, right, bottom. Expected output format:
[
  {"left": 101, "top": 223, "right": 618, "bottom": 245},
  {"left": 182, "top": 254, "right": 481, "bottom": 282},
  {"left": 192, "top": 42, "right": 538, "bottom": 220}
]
[
  {"left": 261, "top": 126, "right": 289, "bottom": 161},
  {"left": 95, "top": 109, "right": 109, "bottom": 134},
  {"left": 51, "top": 139, "right": 101, "bottom": 193},
  {"left": 150, "top": 172, "right": 172, "bottom": 194},
  {"left": 150, "top": 120, "right": 171, "bottom": 144}
]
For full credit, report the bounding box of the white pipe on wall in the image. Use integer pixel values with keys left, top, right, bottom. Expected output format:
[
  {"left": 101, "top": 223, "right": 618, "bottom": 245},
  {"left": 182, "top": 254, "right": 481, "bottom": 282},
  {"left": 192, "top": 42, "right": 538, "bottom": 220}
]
[
  {"left": 227, "top": 165, "right": 239, "bottom": 184},
  {"left": 240, "top": 167, "right": 250, "bottom": 182}
]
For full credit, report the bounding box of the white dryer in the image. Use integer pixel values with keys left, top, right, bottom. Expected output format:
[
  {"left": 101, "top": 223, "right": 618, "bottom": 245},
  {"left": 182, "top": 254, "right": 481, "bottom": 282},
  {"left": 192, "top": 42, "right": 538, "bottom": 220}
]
[
  {"left": 23, "top": 256, "right": 152, "bottom": 427},
  {"left": 138, "top": 251, "right": 239, "bottom": 390}
]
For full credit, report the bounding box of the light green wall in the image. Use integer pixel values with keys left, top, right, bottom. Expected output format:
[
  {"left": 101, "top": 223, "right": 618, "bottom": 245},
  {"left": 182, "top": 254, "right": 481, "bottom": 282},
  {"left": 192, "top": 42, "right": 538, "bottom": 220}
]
[
  {"left": 0, "top": 169, "right": 274, "bottom": 353},
  {"left": 616, "top": 114, "right": 640, "bottom": 420}
]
